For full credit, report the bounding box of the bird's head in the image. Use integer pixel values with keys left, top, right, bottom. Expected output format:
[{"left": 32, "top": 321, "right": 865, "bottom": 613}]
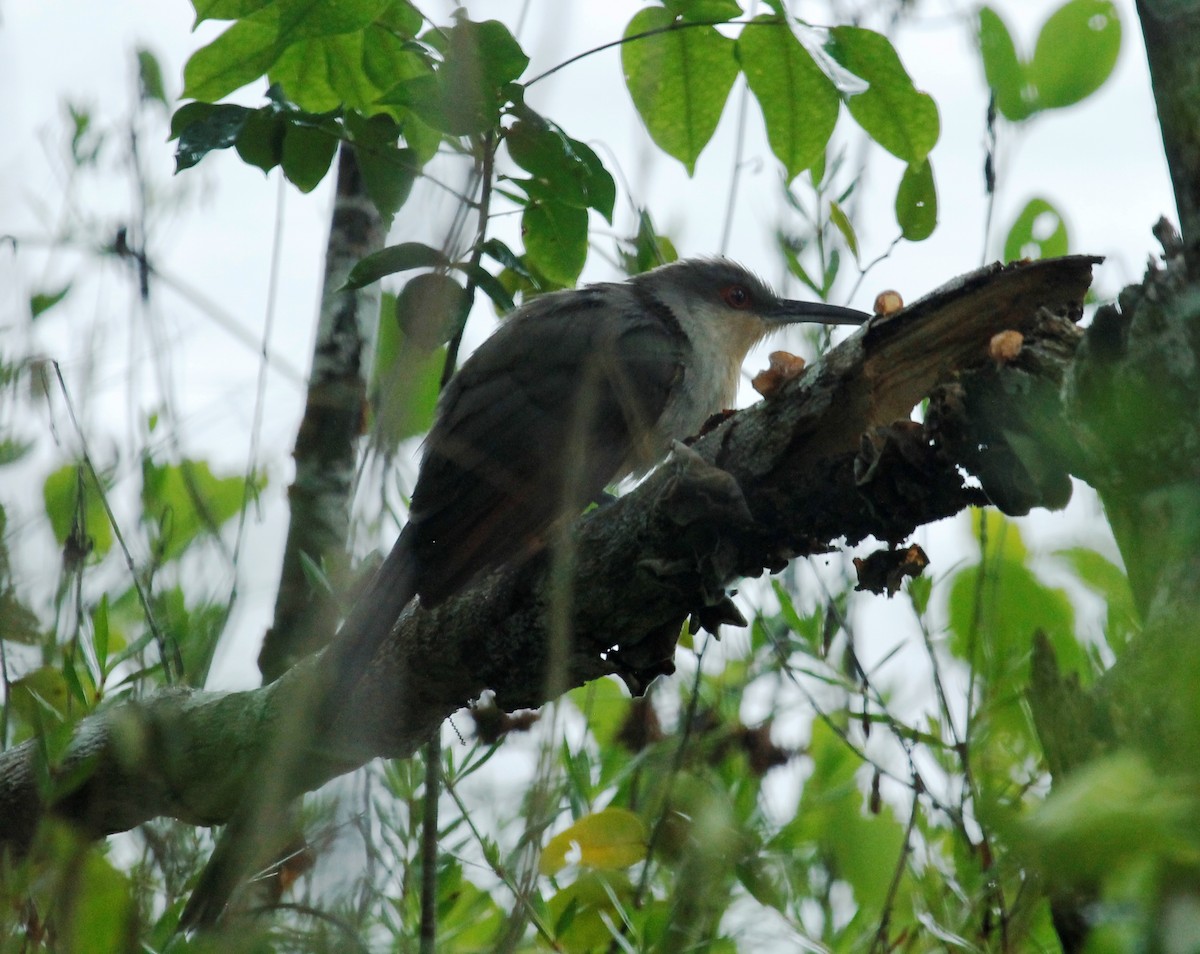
[{"left": 632, "top": 257, "right": 869, "bottom": 362}]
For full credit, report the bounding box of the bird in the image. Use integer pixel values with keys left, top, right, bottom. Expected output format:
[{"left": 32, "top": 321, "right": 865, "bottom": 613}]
[
  {"left": 180, "top": 258, "right": 868, "bottom": 931},
  {"left": 331, "top": 257, "right": 869, "bottom": 680}
]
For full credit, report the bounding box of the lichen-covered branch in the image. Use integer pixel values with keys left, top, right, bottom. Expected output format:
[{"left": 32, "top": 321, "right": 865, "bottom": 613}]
[{"left": 0, "top": 256, "right": 1098, "bottom": 851}]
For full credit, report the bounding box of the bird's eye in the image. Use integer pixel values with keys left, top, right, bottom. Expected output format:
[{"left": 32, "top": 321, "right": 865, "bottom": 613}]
[{"left": 721, "top": 284, "right": 752, "bottom": 309}]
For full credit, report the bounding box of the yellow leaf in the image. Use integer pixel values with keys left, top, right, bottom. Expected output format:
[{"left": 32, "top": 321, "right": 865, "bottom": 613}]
[{"left": 539, "top": 808, "right": 647, "bottom": 876}]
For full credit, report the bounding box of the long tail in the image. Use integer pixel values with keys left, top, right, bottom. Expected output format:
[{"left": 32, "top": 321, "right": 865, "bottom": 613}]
[
  {"left": 179, "top": 532, "right": 419, "bottom": 931},
  {"left": 324, "top": 527, "right": 420, "bottom": 704}
]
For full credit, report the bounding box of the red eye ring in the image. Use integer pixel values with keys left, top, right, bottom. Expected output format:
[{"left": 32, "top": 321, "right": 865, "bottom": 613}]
[{"left": 721, "top": 284, "right": 752, "bottom": 309}]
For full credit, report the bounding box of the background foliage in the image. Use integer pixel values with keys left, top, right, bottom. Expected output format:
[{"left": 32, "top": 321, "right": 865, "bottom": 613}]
[{"left": 2, "top": 0, "right": 1176, "bottom": 951}]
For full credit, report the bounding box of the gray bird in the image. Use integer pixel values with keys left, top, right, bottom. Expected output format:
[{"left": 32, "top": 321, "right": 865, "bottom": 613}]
[
  {"left": 333, "top": 257, "right": 868, "bottom": 677},
  {"left": 181, "top": 258, "right": 867, "bottom": 931}
]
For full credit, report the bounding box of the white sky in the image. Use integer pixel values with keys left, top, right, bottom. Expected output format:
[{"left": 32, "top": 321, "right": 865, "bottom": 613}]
[{"left": 0, "top": 0, "right": 1173, "bottom": 697}]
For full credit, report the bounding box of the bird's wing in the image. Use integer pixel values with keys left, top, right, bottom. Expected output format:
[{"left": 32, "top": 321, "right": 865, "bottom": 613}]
[{"left": 408, "top": 288, "right": 685, "bottom": 605}]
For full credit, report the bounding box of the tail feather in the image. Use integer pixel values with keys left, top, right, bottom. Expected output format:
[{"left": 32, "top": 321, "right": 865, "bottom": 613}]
[
  {"left": 179, "top": 531, "right": 419, "bottom": 932},
  {"left": 325, "top": 527, "right": 419, "bottom": 701}
]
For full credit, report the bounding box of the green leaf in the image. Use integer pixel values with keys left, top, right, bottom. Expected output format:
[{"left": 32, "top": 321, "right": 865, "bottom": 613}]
[
  {"left": 1056, "top": 547, "right": 1138, "bottom": 655},
  {"left": 233, "top": 106, "right": 286, "bottom": 172},
  {"left": 43, "top": 465, "right": 112, "bottom": 559},
  {"left": 568, "top": 678, "right": 632, "bottom": 750},
  {"left": 191, "top": 0, "right": 273, "bottom": 23},
  {"left": 979, "top": 7, "right": 1033, "bottom": 121},
  {"left": 523, "top": 201, "right": 588, "bottom": 287},
  {"left": 280, "top": 121, "right": 339, "bottom": 192},
  {"left": 455, "top": 262, "right": 514, "bottom": 313},
  {"left": 92, "top": 596, "right": 111, "bottom": 670},
  {"left": 273, "top": 0, "right": 389, "bottom": 44},
  {"left": 545, "top": 873, "right": 636, "bottom": 950},
  {"left": 827, "top": 26, "right": 940, "bottom": 164},
  {"left": 346, "top": 112, "right": 417, "bottom": 217},
  {"left": 622, "top": 7, "right": 739, "bottom": 174},
  {"left": 1003, "top": 197, "right": 1068, "bottom": 262},
  {"left": 895, "top": 159, "right": 938, "bottom": 241},
  {"left": 344, "top": 242, "right": 451, "bottom": 290},
  {"left": 786, "top": 720, "right": 908, "bottom": 911},
  {"left": 540, "top": 808, "right": 648, "bottom": 875},
  {"left": 946, "top": 513, "right": 1082, "bottom": 693},
  {"left": 737, "top": 16, "right": 839, "bottom": 181},
  {"left": 141, "top": 458, "right": 261, "bottom": 562},
  {"left": 1028, "top": 0, "right": 1121, "bottom": 110},
  {"left": 53, "top": 841, "right": 137, "bottom": 953},
  {"left": 173, "top": 103, "right": 251, "bottom": 172},
  {"left": 393, "top": 273, "right": 471, "bottom": 350},
  {"left": 506, "top": 113, "right": 616, "bottom": 220},
  {"left": 30, "top": 285, "right": 72, "bottom": 320},
  {"left": 434, "top": 18, "right": 529, "bottom": 135},
  {"left": 665, "top": 0, "right": 744, "bottom": 23},
  {"left": 136, "top": 48, "right": 169, "bottom": 106},
  {"left": 10, "top": 666, "right": 73, "bottom": 726},
  {"left": 828, "top": 200, "right": 859, "bottom": 259},
  {"left": 1020, "top": 752, "right": 1198, "bottom": 885},
  {"left": 182, "top": 15, "right": 280, "bottom": 102}
]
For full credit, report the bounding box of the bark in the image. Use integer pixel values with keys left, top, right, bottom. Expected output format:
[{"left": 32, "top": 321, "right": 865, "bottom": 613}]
[
  {"left": 0, "top": 256, "right": 1098, "bottom": 850},
  {"left": 1136, "top": 0, "right": 1200, "bottom": 270},
  {"left": 257, "top": 148, "right": 385, "bottom": 683}
]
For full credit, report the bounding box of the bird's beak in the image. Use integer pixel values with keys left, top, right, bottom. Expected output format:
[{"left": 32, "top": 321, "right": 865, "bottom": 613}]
[{"left": 766, "top": 298, "right": 871, "bottom": 327}]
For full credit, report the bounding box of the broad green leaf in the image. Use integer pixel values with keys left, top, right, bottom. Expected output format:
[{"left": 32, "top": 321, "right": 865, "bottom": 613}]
[
  {"left": 346, "top": 112, "right": 417, "bottom": 216},
  {"left": 1019, "top": 752, "right": 1198, "bottom": 885},
  {"left": 522, "top": 200, "right": 588, "bottom": 287},
  {"left": 393, "top": 273, "right": 471, "bottom": 350},
  {"left": 141, "top": 458, "right": 261, "bottom": 562},
  {"left": 737, "top": 16, "right": 839, "bottom": 181},
  {"left": 280, "top": 121, "right": 339, "bottom": 192},
  {"left": 273, "top": 0, "right": 388, "bottom": 44},
  {"left": 946, "top": 528, "right": 1082, "bottom": 691},
  {"left": 506, "top": 114, "right": 616, "bottom": 221},
  {"left": 665, "top": 0, "right": 744, "bottom": 22},
  {"left": 173, "top": 103, "right": 251, "bottom": 171},
  {"left": 270, "top": 34, "right": 369, "bottom": 113},
  {"left": 622, "top": 7, "right": 739, "bottom": 174},
  {"left": 827, "top": 26, "right": 940, "bottom": 164},
  {"left": 364, "top": 42, "right": 433, "bottom": 91},
  {"left": 568, "top": 678, "right": 632, "bottom": 751},
  {"left": 1056, "top": 547, "right": 1138, "bottom": 654},
  {"left": 191, "top": 0, "right": 273, "bottom": 23},
  {"left": 1029, "top": 0, "right": 1121, "bottom": 110},
  {"left": 1003, "top": 197, "right": 1068, "bottom": 262},
  {"left": 619, "top": 209, "right": 679, "bottom": 275},
  {"left": 455, "top": 262, "right": 514, "bottom": 312},
  {"left": 182, "top": 15, "right": 280, "bottom": 102},
  {"left": 30, "top": 285, "right": 72, "bottom": 320},
  {"left": 344, "top": 242, "right": 450, "bottom": 290},
  {"left": 434, "top": 19, "right": 529, "bottom": 135},
  {"left": 54, "top": 841, "right": 137, "bottom": 953},
  {"left": 10, "top": 667, "right": 72, "bottom": 726},
  {"left": 785, "top": 719, "right": 909, "bottom": 912},
  {"left": 371, "top": 292, "right": 446, "bottom": 448},
  {"left": 234, "top": 107, "right": 285, "bottom": 172},
  {"left": 43, "top": 465, "right": 112, "bottom": 559},
  {"left": 545, "top": 873, "right": 635, "bottom": 950},
  {"left": 540, "top": 808, "right": 647, "bottom": 875},
  {"left": 979, "top": 7, "right": 1033, "bottom": 121},
  {"left": 895, "top": 159, "right": 938, "bottom": 241}
]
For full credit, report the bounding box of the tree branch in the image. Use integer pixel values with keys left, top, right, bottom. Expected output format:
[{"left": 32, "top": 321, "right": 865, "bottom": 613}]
[{"left": 0, "top": 256, "right": 1099, "bottom": 851}]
